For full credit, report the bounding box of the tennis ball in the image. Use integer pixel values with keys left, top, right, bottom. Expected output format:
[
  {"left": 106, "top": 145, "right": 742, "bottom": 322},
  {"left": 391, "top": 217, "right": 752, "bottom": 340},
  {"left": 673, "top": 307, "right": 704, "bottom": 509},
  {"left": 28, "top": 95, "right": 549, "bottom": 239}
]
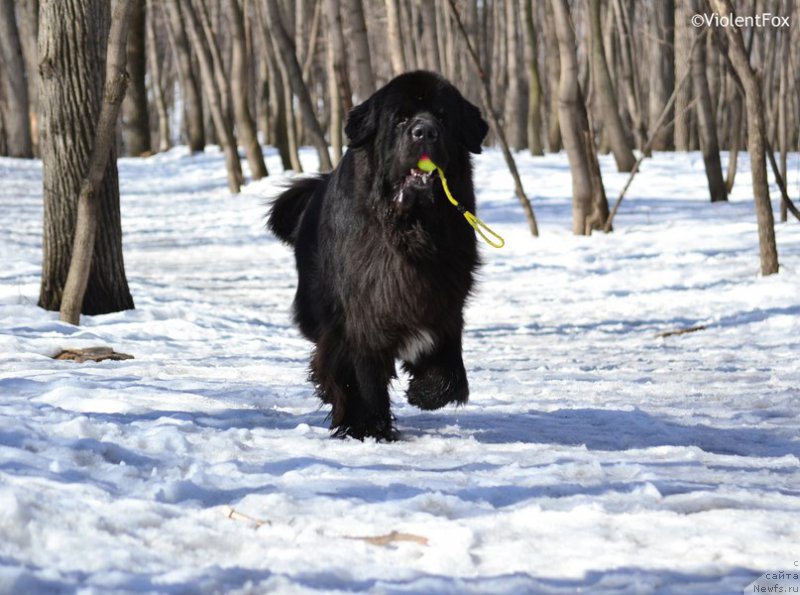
[{"left": 417, "top": 156, "right": 436, "bottom": 173}]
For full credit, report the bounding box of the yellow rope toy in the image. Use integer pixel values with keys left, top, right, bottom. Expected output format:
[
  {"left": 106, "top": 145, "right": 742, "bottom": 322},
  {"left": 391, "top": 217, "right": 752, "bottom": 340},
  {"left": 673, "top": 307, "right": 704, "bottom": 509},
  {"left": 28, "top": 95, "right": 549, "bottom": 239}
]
[{"left": 417, "top": 155, "right": 505, "bottom": 249}]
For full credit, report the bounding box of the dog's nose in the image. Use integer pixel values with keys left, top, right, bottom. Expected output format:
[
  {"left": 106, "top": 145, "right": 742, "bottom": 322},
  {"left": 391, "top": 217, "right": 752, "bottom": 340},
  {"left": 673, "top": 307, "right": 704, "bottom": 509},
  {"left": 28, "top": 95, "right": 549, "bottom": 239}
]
[{"left": 410, "top": 119, "right": 439, "bottom": 142}]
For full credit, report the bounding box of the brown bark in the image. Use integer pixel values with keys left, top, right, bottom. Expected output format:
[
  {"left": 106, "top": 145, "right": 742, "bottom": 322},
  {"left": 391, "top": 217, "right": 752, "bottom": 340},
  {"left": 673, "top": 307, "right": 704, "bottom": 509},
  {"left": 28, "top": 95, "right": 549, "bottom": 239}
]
[
  {"left": 711, "top": 0, "right": 779, "bottom": 276},
  {"left": 612, "top": 0, "right": 646, "bottom": 152},
  {"left": 522, "top": 0, "right": 543, "bottom": 156},
  {"left": 648, "top": 0, "right": 674, "bottom": 151},
  {"left": 121, "top": 1, "right": 150, "bottom": 156},
  {"left": 674, "top": 1, "right": 692, "bottom": 150},
  {"left": 17, "top": 0, "right": 39, "bottom": 156},
  {"left": 385, "top": 0, "right": 407, "bottom": 75},
  {"left": 503, "top": 0, "right": 526, "bottom": 150},
  {"left": 60, "top": 0, "right": 136, "bottom": 325},
  {"left": 227, "top": 0, "right": 267, "bottom": 180},
  {"left": 38, "top": 0, "right": 134, "bottom": 315},
  {"left": 163, "top": 0, "right": 205, "bottom": 151},
  {"left": 588, "top": 0, "right": 635, "bottom": 172},
  {"left": 420, "top": 0, "right": 441, "bottom": 72},
  {"left": 690, "top": 19, "right": 726, "bottom": 203},
  {"left": 551, "top": 0, "right": 607, "bottom": 235},
  {"left": 146, "top": 0, "right": 170, "bottom": 152},
  {"left": 175, "top": 0, "right": 243, "bottom": 193},
  {"left": 446, "top": 0, "right": 539, "bottom": 237},
  {"left": 346, "top": 0, "right": 375, "bottom": 101},
  {"left": 543, "top": 0, "right": 561, "bottom": 152},
  {"left": 264, "top": 0, "right": 332, "bottom": 171},
  {"left": 0, "top": 0, "right": 33, "bottom": 157}
]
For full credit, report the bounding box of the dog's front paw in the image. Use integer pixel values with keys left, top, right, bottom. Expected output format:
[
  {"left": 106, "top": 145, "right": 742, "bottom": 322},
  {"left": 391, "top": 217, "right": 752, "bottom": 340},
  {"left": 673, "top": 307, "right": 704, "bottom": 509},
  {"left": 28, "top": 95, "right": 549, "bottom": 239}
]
[
  {"left": 406, "top": 367, "right": 469, "bottom": 410},
  {"left": 331, "top": 413, "right": 398, "bottom": 442}
]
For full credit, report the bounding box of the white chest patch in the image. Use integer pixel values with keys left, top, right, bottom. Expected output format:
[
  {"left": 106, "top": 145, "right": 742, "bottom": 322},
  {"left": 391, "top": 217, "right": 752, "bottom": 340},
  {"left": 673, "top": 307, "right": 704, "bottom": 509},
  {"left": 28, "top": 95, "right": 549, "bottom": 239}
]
[{"left": 398, "top": 329, "right": 436, "bottom": 364}]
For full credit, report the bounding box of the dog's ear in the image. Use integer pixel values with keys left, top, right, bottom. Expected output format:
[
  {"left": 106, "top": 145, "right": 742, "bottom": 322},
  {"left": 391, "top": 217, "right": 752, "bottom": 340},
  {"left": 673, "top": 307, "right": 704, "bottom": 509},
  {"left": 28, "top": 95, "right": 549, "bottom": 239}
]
[
  {"left": 459, "top": 97, "right": 489, "bottom": 154},
  {"left": 345, "top": 96, "right": 377, "bottom": 148}
]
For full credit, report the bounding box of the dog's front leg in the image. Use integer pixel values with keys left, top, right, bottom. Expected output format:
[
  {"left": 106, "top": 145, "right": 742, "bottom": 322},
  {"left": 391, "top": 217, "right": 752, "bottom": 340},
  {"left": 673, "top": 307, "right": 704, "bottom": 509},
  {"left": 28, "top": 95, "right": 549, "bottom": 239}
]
[{"left": 405, "top": 335, "right": 469, "bottom": 410}]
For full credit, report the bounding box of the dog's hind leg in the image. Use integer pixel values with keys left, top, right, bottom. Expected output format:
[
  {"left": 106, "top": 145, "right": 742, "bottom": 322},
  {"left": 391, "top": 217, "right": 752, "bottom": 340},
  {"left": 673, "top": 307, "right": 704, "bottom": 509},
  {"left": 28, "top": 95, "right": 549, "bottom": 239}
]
[{"left": 404, "top": 335, "right": 469, "bottom": 410}]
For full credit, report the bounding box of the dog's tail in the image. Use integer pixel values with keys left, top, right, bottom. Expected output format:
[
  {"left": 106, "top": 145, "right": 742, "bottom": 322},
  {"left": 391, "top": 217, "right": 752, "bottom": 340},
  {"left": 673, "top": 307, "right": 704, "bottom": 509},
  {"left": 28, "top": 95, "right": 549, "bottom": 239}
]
[{"left": 267, "top": 175, "right": 327, "bottom": 245}]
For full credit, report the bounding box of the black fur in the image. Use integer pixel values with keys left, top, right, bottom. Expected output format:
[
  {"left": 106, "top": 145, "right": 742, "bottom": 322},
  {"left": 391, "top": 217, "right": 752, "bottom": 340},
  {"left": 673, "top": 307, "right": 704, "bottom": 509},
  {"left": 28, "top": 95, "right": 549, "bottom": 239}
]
[{"left": 268, "top": 71, "right": 489, "bottom": 440}]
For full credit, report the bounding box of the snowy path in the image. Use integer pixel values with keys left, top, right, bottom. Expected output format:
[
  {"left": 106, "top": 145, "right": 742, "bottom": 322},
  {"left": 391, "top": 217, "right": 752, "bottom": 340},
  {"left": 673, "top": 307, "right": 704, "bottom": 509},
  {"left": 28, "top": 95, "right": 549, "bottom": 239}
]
[{"left": 1, "top": 148, "right": 799, "bottom": 594}]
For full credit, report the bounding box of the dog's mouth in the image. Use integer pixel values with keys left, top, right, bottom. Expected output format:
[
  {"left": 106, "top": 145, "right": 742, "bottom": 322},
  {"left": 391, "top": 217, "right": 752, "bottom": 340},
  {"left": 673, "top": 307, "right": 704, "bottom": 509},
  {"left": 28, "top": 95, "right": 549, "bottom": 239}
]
[{"left": 402, "top": 167, "right": 436, "bottom": 190}]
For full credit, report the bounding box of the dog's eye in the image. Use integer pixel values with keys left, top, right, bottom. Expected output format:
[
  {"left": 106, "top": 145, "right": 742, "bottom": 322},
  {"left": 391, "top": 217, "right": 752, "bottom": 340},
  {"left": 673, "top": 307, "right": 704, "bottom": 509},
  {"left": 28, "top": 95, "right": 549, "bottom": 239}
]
[{"left": 396, "top": 117, "right": 409, "bottom": 128}]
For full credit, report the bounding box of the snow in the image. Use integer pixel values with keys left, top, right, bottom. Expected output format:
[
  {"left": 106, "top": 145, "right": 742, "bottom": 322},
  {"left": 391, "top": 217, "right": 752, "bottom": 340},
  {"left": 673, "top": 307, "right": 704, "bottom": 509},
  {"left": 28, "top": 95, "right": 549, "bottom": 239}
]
[{"left": 1, "top": 146, "right": 799, "bottom": 594}]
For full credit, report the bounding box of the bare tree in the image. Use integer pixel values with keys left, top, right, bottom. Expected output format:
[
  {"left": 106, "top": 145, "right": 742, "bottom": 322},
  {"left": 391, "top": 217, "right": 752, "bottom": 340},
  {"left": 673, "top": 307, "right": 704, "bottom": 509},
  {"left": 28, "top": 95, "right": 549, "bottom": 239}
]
[
  {"left": 38, "top": 0, "right": 134, "bottom": 315},
  {"left": 146, "top": 0, "right": 170, "bottom": 152},
  {"left": 648, "top": 0, "right": 674, "bottom": 151},
  {"left": 346, "top": 0, "right": 375, "bottom": 101},
  {"left": 61, "top": 0, "right": 136, "bottom": 325},
  {"left": 503, "top": 0, "right": 526, "bottom": 150},
  {"left": 710, "top": 0, "right": 778, "bottom": 276},
  {"left": 551, "top": 0, "right": 607, "bottom": 235},
  {"left": 122, "top": 1, "right": 151, "bottom": 156},
  {"left": 385, "top": 0, "right": 407, "bottom": 75},
  {"left": 163, "top": 0, "right": 206, "bottom": 152},
  {"left": 522, "top": 0, "right": 543, "bottom": 155},
  {"left": 227, "top": 0, "right": 268, "bottom": 180},
  {"left": 674, "top": 1, "right": 693, "bottom": 150},
  {"left": 263, "top": 0, "right": 332, "bottom": 171},
  {"left": 588, "top": 0, "right": 635, "bottom": 172},
  {"left": 0, "top": 0, "right": 33, "bottom": 157},
  {"left": 172, "top": 0, "right": 243, "bottom": 193},
  {"left": 690, "top": 18, "right": 726, "bottom": 203}
]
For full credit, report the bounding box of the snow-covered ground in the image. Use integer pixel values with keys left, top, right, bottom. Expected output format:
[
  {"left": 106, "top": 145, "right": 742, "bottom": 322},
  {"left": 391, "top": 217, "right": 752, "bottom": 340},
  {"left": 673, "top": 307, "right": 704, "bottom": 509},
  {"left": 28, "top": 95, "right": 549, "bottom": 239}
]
[{"left": 1, "top": 146, "right": 799, "bottom": 594}]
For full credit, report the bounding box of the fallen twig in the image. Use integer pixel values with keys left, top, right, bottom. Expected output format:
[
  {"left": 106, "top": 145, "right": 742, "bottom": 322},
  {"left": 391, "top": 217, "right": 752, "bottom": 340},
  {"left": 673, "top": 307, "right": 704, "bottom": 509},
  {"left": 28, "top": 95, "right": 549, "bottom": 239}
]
[
  {"left": 656, "top": 325, "right": 707, "bottom": 339},
  {"left": 345, "top": 530, "right": 428, "bottom": 547},
  {"left": 225, "top": 507, "right": 271, "bottom": 528}
]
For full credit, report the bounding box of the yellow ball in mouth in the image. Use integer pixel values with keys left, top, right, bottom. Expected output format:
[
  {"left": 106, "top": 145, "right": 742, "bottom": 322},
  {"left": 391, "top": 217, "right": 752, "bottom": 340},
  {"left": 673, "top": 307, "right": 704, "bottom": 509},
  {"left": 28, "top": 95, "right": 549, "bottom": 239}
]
[{"left": 417, "top": 157, "right": 436, "bottom": 173}]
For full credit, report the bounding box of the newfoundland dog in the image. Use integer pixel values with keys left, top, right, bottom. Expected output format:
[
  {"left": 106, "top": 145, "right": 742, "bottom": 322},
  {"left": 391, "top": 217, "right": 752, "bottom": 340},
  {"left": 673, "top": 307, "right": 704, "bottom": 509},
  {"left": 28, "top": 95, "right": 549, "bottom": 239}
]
[{"left": 268, "top": 71, "right": 489, "bottom": 440}]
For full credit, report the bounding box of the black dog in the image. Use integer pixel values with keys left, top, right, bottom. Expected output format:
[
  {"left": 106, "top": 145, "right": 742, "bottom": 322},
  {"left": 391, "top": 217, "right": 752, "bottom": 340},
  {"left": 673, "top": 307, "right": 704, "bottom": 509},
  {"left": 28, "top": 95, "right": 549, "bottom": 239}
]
[{"left": 268, "top": 71, "right": 489, "bottom": 440}]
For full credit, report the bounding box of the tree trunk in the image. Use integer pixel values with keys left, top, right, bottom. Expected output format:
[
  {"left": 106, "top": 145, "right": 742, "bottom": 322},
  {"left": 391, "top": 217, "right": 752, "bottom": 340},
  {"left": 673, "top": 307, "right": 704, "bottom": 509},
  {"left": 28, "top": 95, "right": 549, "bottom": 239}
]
[
  {"left": 445, "top": 0, "right": 539, "bottom": 237},
  {"left": 648, "top": 0, "right": 674, "bottom": 151},
  {"left": 60, "top": 0, "right": 136, "bottom": 325},
  {"left": 690, "top": 19, "right": 727, "bottom": 203},
  {"left": 420, "top": 0, "right": 441, "bottom": 72},
  {"left": 264, "top": 0, "right": 332, "bottom": 171},
  {"left": 588, "top": 0, "right": 635, "bottom": 172},
  {"left": 227, "top": 0, "right": 267, "bottom": 180},
  {"left": 146, "top": 0, "right": 170, "bottom": 152},
  {"left": 17, "top": 0, "right": 39, "bottom": 156},
  {"left": 254, "top": 0, "right": 295, "bottom": 171},
  {"left": 346, "top": 0, "right": 375, "bottom": 102},
  {"left": 503, "top": 0, "right": 526, "bottom": 150},
  {"left": 0, "top": 0, "right": 33, "bottom": 157},
  {"left": 174, "top": 0, "right": 243, "bottom": 193},
  {"left": 711, "top": 0, "right": 778, "bottom": 276},
  {"left": 121, "top": 0, "right": 150, "bottom": 156},
  {"left": 38, "top": 0, "right": 134, "bottom": 315},
  {"left": 522, "top": 0, "right": 543, "bottom": 156},
  {"left": 326, "top": 6, "right": 343, "bottom": 164},
  {"left": 612, "top": 0, "right": 646, "bottom": 152},
  {"left": 725, "top": 86, "right": 742, "bottom": 193},
  {"left": 674, "top": 1, "right": 692, "bottom": 151},
  {"left": 163, "top": 0, "right": 205, "bottom": 152},
  {"left": 777, "top": 26, "right": 789, "bottom": 222},
  {"left": 551, "top": 0, "right": 606, "bottom": 235},
  {"left": 543, "top": 0, "right": 561, "bottom": 152},
  {"left": 323, "top": 0, "right": 353, "bottom": 113},
  {"left": 385, "top": 0, "right": 407, "bottom": 75}
]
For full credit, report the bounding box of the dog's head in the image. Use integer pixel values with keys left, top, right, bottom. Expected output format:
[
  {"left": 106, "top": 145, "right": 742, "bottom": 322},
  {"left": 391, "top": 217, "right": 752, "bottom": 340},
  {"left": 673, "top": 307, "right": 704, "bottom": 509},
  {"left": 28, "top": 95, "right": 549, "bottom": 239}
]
[{"left": 345, "top": 71, "right": 488, "bottom": 214}]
